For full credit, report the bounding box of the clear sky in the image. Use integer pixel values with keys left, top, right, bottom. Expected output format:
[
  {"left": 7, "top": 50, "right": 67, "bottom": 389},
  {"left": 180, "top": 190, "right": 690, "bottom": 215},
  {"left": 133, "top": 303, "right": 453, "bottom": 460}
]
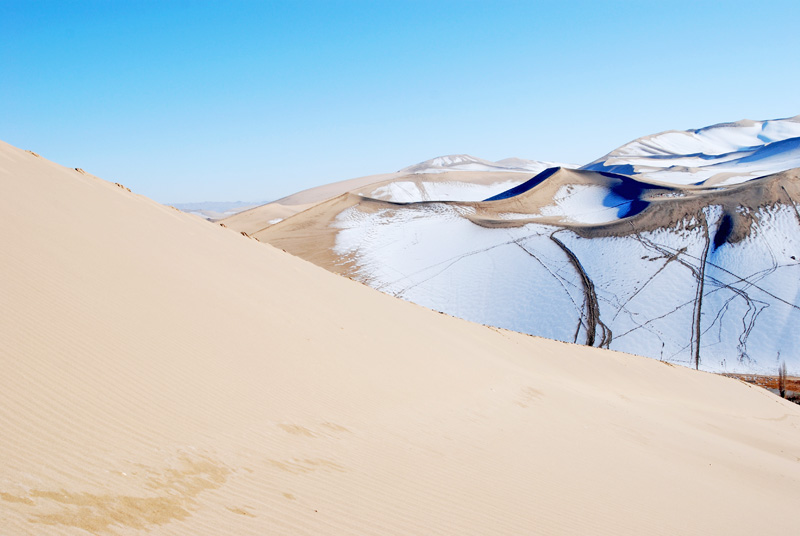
[{"left": 3, "top": 0, "right": 800, "bottom": 203}]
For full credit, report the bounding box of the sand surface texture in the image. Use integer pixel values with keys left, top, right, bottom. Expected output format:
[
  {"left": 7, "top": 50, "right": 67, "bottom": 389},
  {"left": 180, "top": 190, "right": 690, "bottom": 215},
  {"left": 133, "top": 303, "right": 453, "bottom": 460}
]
[{"left": 2, "top": 140, "right": 800, "bottom": 535}]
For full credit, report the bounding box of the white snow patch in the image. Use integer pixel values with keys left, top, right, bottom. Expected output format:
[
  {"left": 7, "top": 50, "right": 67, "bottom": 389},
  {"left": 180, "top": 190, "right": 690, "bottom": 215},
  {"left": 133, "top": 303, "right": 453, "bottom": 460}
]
[
  {"left": 366, "top": 180, "right": 522, "bottom": 203},
  {"left": 538, "top": 184, "right": 630, "bottom": 224}
]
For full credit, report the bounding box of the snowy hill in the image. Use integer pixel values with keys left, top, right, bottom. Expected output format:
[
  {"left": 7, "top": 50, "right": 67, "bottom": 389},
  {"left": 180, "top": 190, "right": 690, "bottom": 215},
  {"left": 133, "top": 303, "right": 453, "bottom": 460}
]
[
  {"left": 401, "top": 154, "right": 575, "bottom": 174},
  {"left": 256, "top": 167, "right": 800, "bottom": 374},
  {"left": 354, "top": 170, "right": 535, "bottom": 203},
  {"left": 225, "top": 116, "right": 800, "bottom": 375},
  {"left": 585, "top": 115, "right": 800, "bottom": 185}
]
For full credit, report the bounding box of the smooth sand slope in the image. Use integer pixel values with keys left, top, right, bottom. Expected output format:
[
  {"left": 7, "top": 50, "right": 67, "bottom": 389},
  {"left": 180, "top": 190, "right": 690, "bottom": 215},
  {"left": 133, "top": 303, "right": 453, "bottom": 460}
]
[{"left": 2, "top": 140, "right": 800, "bottom": 535}]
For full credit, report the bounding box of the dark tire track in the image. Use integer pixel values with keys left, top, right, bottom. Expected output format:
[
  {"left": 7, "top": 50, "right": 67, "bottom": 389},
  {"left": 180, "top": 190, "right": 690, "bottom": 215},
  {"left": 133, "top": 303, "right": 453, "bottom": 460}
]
[
  {"left": 691, "top": 216, "right": 711, "bottom": 369},
  {"left": 550, "top": 232, "right": 612, "bottom": 348}
]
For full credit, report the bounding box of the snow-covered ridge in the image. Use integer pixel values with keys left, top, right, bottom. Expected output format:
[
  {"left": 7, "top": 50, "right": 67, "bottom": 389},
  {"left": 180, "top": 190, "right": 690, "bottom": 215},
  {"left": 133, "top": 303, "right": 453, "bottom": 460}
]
[
  {"left": 401, "top": 154, "right": 576, "bottom": 174},
  {"left": 231, "top": 114, "right": 800, "bottom": 375},
  {"left": 585, "top": 115, "right": 800, "bottom": 185},
  {"left": 328, "top": 168, "right": 800, "bottom": 375},
  {"left": 363, "top": 179, "right": 522, "bottom": 203}
]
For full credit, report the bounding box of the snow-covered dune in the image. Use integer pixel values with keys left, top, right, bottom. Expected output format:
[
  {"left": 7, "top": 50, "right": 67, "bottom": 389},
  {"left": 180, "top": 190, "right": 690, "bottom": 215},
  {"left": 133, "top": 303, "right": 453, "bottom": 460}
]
[
  {"left": 225, "top": 169, "right": 537, "bottom": 232},
  {"left": 356, "top": 170, "right": 534, "bottom": 203},
  {"left": 254, "top": 164, "right": 800, "bottom": 375},
  {"left": 224, "top": 155, "right": 575, "bottom": 232},
  {"left": 479, "top": 167, "right": 674, "bottom": 224},
  {"left": 585, "top": 115, "right": 800, "bottom": 185},
  {"left": 225, "top": 116, "right": 800, "bottom": 375},
  {"left": 400, "top": 154, "right": 574, "bottom": 174}
]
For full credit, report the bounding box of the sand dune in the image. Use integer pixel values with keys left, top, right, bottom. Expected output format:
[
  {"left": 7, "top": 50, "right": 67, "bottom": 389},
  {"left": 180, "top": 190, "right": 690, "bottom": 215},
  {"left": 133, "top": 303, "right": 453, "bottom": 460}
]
[
  {"left": 224, "top": 170, "right": 534, "bottom": 234},
  {"left": 2, "top": 140, "right": 800, "bottom": 535},
  {"left": 245, "top": 165, "right": 791, "bottom": 267},
  {"left": 249, "top": 166, "right": 800, "bottom": 372},
  {"left": 240, "top": 170, "right": 537, "bottom": 272}
]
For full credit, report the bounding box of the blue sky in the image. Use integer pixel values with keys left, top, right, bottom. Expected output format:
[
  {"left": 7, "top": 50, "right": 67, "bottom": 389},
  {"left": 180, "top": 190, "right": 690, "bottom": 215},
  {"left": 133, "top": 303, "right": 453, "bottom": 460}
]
[{"left": 3, "top": 1, "right": 800, "bottom": 203}]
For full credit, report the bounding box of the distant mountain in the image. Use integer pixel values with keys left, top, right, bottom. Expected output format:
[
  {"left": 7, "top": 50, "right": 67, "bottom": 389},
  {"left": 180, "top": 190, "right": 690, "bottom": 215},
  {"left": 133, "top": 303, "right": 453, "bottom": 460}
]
[
  {"left": 171, "top": 200, "right": 265, "bottom": 220},
  {"left": 224, "top": 116, "right": 800, "bottom": 375},
  {"left": 584, "top": 115, "right": 800, "bottom": 185}
]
